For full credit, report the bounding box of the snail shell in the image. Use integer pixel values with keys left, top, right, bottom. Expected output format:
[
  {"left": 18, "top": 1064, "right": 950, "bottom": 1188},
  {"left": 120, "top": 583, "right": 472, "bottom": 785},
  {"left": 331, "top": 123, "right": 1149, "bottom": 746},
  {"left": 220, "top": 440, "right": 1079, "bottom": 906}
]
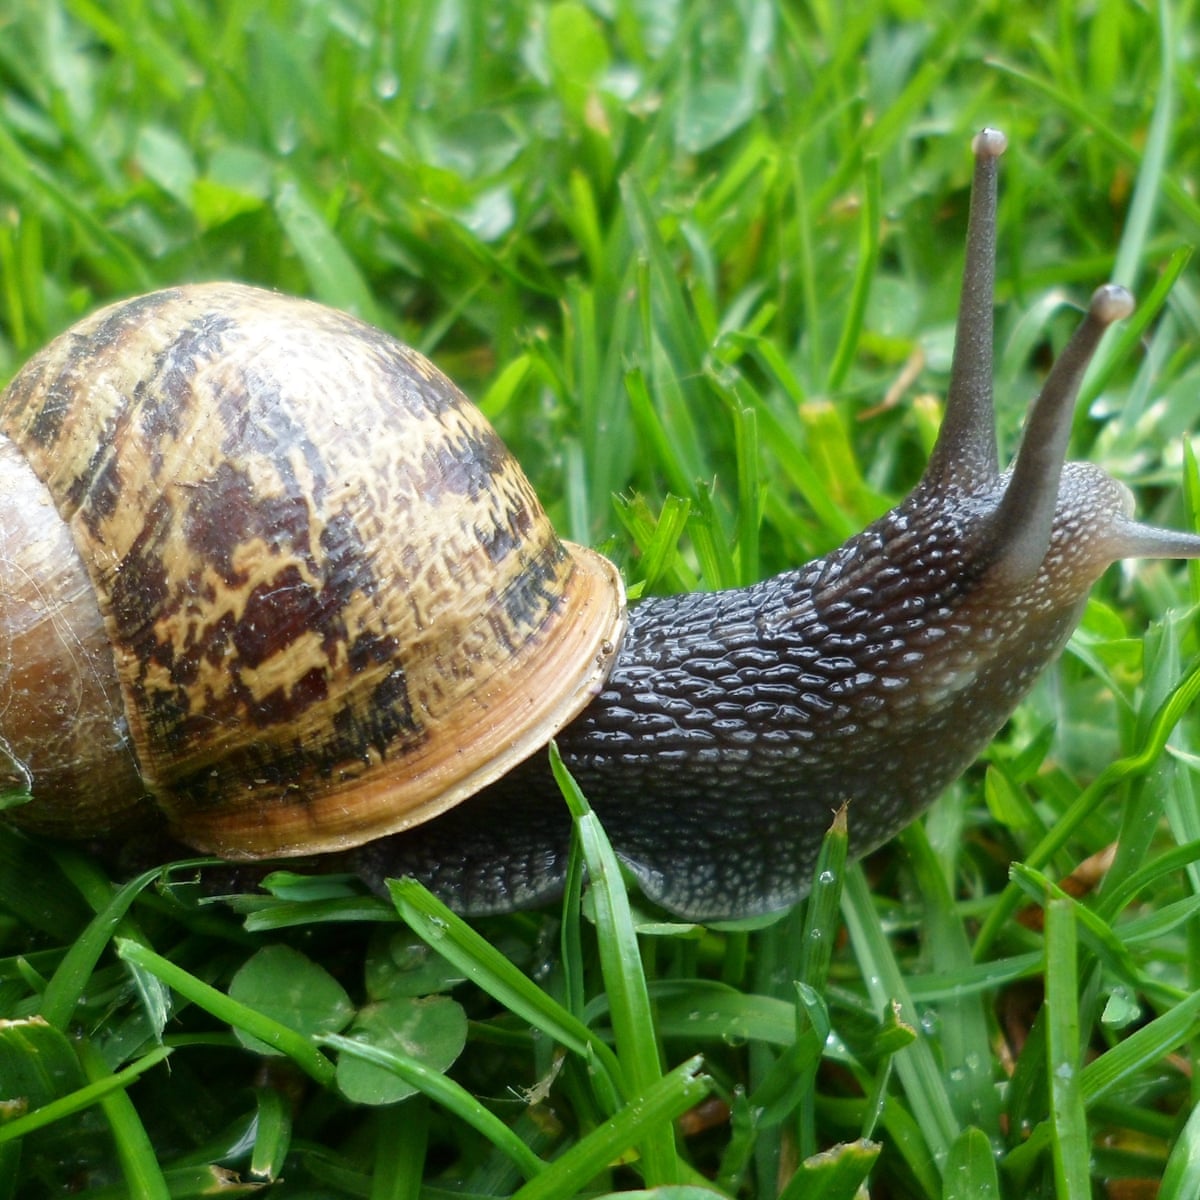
[{"left": 0, "top": 286, "right": 625, "bottom": 858}]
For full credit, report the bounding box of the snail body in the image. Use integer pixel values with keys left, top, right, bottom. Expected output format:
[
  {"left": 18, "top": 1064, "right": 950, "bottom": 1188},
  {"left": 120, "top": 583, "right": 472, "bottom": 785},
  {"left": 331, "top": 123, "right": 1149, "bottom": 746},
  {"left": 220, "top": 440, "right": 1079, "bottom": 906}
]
[{"left": 3, "top": 131, "right": 1200, "bottom": 920}]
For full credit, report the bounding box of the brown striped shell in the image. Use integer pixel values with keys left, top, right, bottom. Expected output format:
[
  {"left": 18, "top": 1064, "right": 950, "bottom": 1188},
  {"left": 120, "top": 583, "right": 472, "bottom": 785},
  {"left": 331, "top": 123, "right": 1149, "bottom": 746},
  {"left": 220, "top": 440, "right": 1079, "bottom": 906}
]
[{"left": 0, "top": 284, "right": 626, "bottom": 858}]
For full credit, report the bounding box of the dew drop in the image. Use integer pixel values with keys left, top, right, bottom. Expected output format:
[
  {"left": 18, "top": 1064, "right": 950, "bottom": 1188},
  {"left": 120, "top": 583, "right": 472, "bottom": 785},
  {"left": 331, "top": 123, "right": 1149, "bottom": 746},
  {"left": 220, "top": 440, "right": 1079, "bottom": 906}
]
[{"left": 374, "top": 70, "right": 400, "bottom": 99}]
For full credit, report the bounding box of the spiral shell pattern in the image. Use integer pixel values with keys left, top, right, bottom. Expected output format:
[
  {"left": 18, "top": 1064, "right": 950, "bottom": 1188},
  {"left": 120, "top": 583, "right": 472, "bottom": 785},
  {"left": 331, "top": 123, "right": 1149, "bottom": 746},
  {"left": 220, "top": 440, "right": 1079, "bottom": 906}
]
[{"left": 0, "top": 284, "right": 625, "bottom": 856}]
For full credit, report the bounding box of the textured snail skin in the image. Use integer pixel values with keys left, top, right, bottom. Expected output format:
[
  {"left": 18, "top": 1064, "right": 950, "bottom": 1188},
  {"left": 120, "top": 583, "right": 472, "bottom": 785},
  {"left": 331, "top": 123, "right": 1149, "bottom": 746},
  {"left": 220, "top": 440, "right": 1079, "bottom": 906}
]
[{"left": 350, "top": 462, "right": 1145, "bottom": 919}]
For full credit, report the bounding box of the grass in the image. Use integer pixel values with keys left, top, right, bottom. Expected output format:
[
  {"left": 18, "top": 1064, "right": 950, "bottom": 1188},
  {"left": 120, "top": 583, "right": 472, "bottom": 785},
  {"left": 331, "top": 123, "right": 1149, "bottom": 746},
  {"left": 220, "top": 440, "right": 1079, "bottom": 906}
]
[{"left": 1, "top": 0, "right": 1200, "bottom": 1196}]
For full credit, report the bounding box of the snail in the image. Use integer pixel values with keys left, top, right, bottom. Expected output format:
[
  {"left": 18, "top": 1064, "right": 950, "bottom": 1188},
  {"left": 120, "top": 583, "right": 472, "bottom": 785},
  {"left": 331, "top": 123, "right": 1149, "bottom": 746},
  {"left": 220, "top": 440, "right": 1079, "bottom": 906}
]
[{"left": 2, "top": 129, "right": 1199, "bottom": 922}]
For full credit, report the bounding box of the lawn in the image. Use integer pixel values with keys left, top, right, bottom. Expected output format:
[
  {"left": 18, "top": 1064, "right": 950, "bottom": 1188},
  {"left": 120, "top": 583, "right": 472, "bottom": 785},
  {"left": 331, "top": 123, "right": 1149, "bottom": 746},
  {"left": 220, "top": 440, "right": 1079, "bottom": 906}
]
[{"left": 1, "top": 1, "right": 1199, "bottom": 1197}]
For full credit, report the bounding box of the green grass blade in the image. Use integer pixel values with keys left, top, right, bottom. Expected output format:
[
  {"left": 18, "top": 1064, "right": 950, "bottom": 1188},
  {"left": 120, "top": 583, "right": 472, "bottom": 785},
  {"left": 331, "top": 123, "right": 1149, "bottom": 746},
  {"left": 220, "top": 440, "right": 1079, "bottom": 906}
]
[
  {"left": 322, "top": 1034, "right": 546, "bottom": 1182},
  {"left": 509, "top": 1056, "right": 710, "bottom": 1200},
  {"left": 550, "top": 743, "right": 680, "bottom": 1186},
  {"left": 778, "top": 1137, "right": 880, "bottom": 1200},
  {"left": 826, "top": 154, "right": 880, "bottom": 392},
  {"left": 841, "top": 867, "right": 959, "bottom": 1175},
  {"left": 38, "top": 866, "right": 163, "bottom": 1030},
  {"left": 943, "top": 1125, "right": 1001, "bottom": 1199},
  {"left": 115, "top": 940, "right": 336, "bottom": 1088},
  {"left": 273, "top": 176, "right": 382, "bottom": 321},
  {"left": 1044, "top": 897, "right": 1090, "bottom": 1200},
  {"left": 1159, "top": 1088, "right": 1200, "bottom": 1200},
  {"left": 901, "top": 822, "right": 1001, "bottom": 1135},
  {"left": 1080, "top": 987, "right": 1200, "bottom": 1107},
  {"left": 975, "top": 658, "right": 1200, "bottom": 957},
  {"left": 76, "top": 1038, "right": 170, "bottom": 1200},
  {"left": 387, "top": 877, "right": 626, "bottom": 1103},
  {"left": 1109, "top": 0, "right": 1174, "bottom": 291},
  {"left": 0, "top": 1040, "right": 170, "bottom": 1147}
]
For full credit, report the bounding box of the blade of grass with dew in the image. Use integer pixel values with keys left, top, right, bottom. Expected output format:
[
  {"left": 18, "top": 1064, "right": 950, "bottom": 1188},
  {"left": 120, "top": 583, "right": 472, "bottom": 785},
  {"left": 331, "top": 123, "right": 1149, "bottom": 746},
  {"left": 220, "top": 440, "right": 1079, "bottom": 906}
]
[
  {"left": 550, "top": 742, "right": 681, "bottom": 1187},
  {"left": 1044, "top": 897, "right": 1090, "bottom": 1200},
  {"left": 743, "top": 982, "right": 831, "bottom": 1134},
  {"left": 1003, "top": 978, "right": 1200, "bottom": 1179},
  {"left": 841, "top": 865, "right": 959, "bottom": 1173},
  {"left": 1081, "top": 986, "right": 1200, "bottom": 1109},
  {"left": 905, "top": 953, "right": 1045, "bottom": 1003},
  {"left": 856, "top": 1011, "right": 906, "bottom": 1151},
  {"left": 715, "top": 1089, "right": 760, "bottom": 1196},
  {"left": 943, "top": 1125, "right": 1001, "bottom": 1200},
  {"left": 652, "top": 985, "right": 798, "bottom": 1047},
  {"left": 900, "top": 822, "right": 1000, "bottom": 1135},
  {"left": 793, "top": 807, "right": 848, "bottom": 1157},
  {"left": 797, "top": 805, "right": 848, "bottom": 989}
]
